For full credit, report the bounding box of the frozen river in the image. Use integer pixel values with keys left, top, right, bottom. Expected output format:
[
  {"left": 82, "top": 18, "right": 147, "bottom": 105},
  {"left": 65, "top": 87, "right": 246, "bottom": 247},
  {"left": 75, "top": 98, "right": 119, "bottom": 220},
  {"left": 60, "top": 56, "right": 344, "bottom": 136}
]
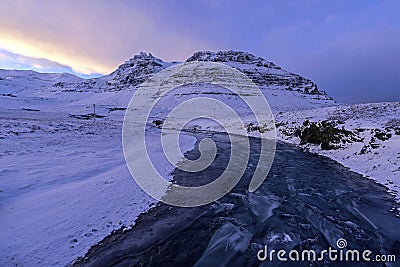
[{"left": 77, "top": 132, "right": 400, "bottom": 266}]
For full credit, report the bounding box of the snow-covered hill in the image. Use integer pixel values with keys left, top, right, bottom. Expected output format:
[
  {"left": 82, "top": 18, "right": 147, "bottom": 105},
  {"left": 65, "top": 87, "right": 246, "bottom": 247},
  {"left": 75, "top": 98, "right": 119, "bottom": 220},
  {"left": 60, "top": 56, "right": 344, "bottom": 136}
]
[
  {"left": 1, "top": 50, "right": 398, "bottom": 266},
  {"left": 275, "top": 102, "right": 400, "bottom": 201}
]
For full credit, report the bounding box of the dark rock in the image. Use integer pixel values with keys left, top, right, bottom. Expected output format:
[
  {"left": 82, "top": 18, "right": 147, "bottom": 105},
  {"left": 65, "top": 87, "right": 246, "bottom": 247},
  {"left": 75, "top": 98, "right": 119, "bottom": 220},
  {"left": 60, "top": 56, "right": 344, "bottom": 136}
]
[
  {"left": 153, "top": 120, "right": 163, "bottom": 128},
  {"left": 297, "top": 120, "right": 360, "bottom": 150},
  {"left": 246, "top": 123, "right": 265, "bottom": 133},
  {"left": 374, "top": 129, "right": 392, "bottom": 141}
]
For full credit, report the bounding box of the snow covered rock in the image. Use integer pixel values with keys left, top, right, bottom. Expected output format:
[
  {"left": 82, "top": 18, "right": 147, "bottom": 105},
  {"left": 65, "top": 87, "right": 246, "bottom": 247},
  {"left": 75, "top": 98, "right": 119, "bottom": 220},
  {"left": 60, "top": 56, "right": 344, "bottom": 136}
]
[
  {"left": 106, "top": 52, "right": 175, "bottom": 87},
  {"left": 187, "top": 50, "right": 332, "bottom": 98}
]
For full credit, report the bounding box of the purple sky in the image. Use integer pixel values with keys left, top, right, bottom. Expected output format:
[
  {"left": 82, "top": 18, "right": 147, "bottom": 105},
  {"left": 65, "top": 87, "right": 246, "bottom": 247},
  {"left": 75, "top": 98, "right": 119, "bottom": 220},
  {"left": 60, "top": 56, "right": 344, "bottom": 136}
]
[{"left": 0, "top": 0, "right": 399, "bottom": 103}]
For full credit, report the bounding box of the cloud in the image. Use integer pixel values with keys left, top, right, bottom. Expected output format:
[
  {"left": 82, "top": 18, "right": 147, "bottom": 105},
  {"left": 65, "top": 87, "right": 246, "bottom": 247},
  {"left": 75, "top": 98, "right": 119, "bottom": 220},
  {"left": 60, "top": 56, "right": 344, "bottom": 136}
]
[
  {"left": 1, "top": 49, "right": 68, "bottom": 69},
  {"left": 0, "top": 0, "right": 213, "bottom": 74},
  {"left": 0, "top": 49, "right": 100, "bottom": 77}
]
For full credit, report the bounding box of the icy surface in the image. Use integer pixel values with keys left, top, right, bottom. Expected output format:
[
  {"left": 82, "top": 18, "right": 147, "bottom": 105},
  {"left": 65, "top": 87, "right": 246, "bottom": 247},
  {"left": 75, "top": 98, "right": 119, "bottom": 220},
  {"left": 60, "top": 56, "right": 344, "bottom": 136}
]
[{"left": 194, "top": 222, "right": 252, "bottom": 267}]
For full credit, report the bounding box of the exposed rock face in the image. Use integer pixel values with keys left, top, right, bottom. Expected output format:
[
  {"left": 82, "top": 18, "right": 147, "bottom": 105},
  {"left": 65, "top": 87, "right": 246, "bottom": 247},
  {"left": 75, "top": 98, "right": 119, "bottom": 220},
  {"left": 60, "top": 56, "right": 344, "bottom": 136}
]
[
  {"left": 187, "top": 50, "right": 331, "bottom": 97},
  {"left": 187, "top": 50, "right": 280, "bottom": 69}
]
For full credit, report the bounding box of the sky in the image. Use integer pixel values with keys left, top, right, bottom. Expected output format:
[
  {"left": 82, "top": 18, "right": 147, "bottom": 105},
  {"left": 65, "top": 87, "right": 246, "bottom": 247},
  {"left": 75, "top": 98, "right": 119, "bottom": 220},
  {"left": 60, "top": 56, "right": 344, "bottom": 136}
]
[{"left": 0, "top": 0, "right": 399, "bottom": 103}]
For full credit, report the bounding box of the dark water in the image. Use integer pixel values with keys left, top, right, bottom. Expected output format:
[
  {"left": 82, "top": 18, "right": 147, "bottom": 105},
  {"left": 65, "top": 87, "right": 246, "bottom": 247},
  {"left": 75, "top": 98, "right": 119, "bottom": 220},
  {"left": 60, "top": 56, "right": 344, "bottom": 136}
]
[{"left": 75, "top": 133, "right": 400, "bottom": 267}]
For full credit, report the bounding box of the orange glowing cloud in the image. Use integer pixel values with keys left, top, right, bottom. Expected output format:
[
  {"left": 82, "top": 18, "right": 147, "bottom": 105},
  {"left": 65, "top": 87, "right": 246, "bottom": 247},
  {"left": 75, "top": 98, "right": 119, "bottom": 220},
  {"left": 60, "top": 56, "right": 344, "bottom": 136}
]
[{"left": 0, "top": 0, "right": 213, "bottom": 75}]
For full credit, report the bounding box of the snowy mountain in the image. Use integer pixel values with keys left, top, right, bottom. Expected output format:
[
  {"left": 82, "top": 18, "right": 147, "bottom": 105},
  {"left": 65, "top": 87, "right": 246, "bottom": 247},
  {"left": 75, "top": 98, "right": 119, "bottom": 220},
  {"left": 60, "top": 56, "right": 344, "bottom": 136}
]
[
  {"left": 186, "top": 50, "right": 335, "bottom": 112},
  {"left": 188, "top": 50, "right": 327, "bottom": 95},
  {"left": 101, "top": 50, "right": 336, "bottom": 112},
  {"left": 0, "top": 50, "right": 337, "bottom": 116}
]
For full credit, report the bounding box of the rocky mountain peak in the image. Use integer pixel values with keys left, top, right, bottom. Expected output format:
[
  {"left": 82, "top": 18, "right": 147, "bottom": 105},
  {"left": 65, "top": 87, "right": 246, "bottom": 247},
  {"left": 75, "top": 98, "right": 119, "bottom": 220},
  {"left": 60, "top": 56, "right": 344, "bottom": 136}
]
[
  {"left": 186, "top": 50, "right": 280, "bottom": 69},
  {"left": 108, "top": 52, "right": 172, "bottom": 86},
  {"left": 114, "top": 52, "right": 165, "bottom": 73},
  {"left": 129, "top": 52, "right": 159, "bottom": 63}
]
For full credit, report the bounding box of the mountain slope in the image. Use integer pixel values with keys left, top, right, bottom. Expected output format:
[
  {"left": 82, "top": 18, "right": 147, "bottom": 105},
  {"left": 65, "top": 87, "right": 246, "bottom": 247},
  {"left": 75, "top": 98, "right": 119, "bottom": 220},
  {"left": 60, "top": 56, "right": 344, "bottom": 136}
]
[
  {"left": 0, "top": 50, "right": 338, "bottom": 117},
  {"left": 185, "top": 50, "right": 336, "bottom": 112},
  {"left": 188, "top": 51, "right": 327, "bottom": 95}
]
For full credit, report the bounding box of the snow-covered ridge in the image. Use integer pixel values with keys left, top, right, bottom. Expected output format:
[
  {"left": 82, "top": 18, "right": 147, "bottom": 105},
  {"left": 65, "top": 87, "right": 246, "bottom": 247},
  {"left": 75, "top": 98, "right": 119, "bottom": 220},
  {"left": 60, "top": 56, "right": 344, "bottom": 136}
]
[
  {"left": 49, "top": 50, "right": 333, "bottom": 101},
  {"left": 187, "top": 50, "right": 331, "bottom": 98},
  {"left": 0, "top": 69, "right": 82, "bottom": 82},
  {"left": 187, "top": 50, "right": 281, "bottom": 69}
]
